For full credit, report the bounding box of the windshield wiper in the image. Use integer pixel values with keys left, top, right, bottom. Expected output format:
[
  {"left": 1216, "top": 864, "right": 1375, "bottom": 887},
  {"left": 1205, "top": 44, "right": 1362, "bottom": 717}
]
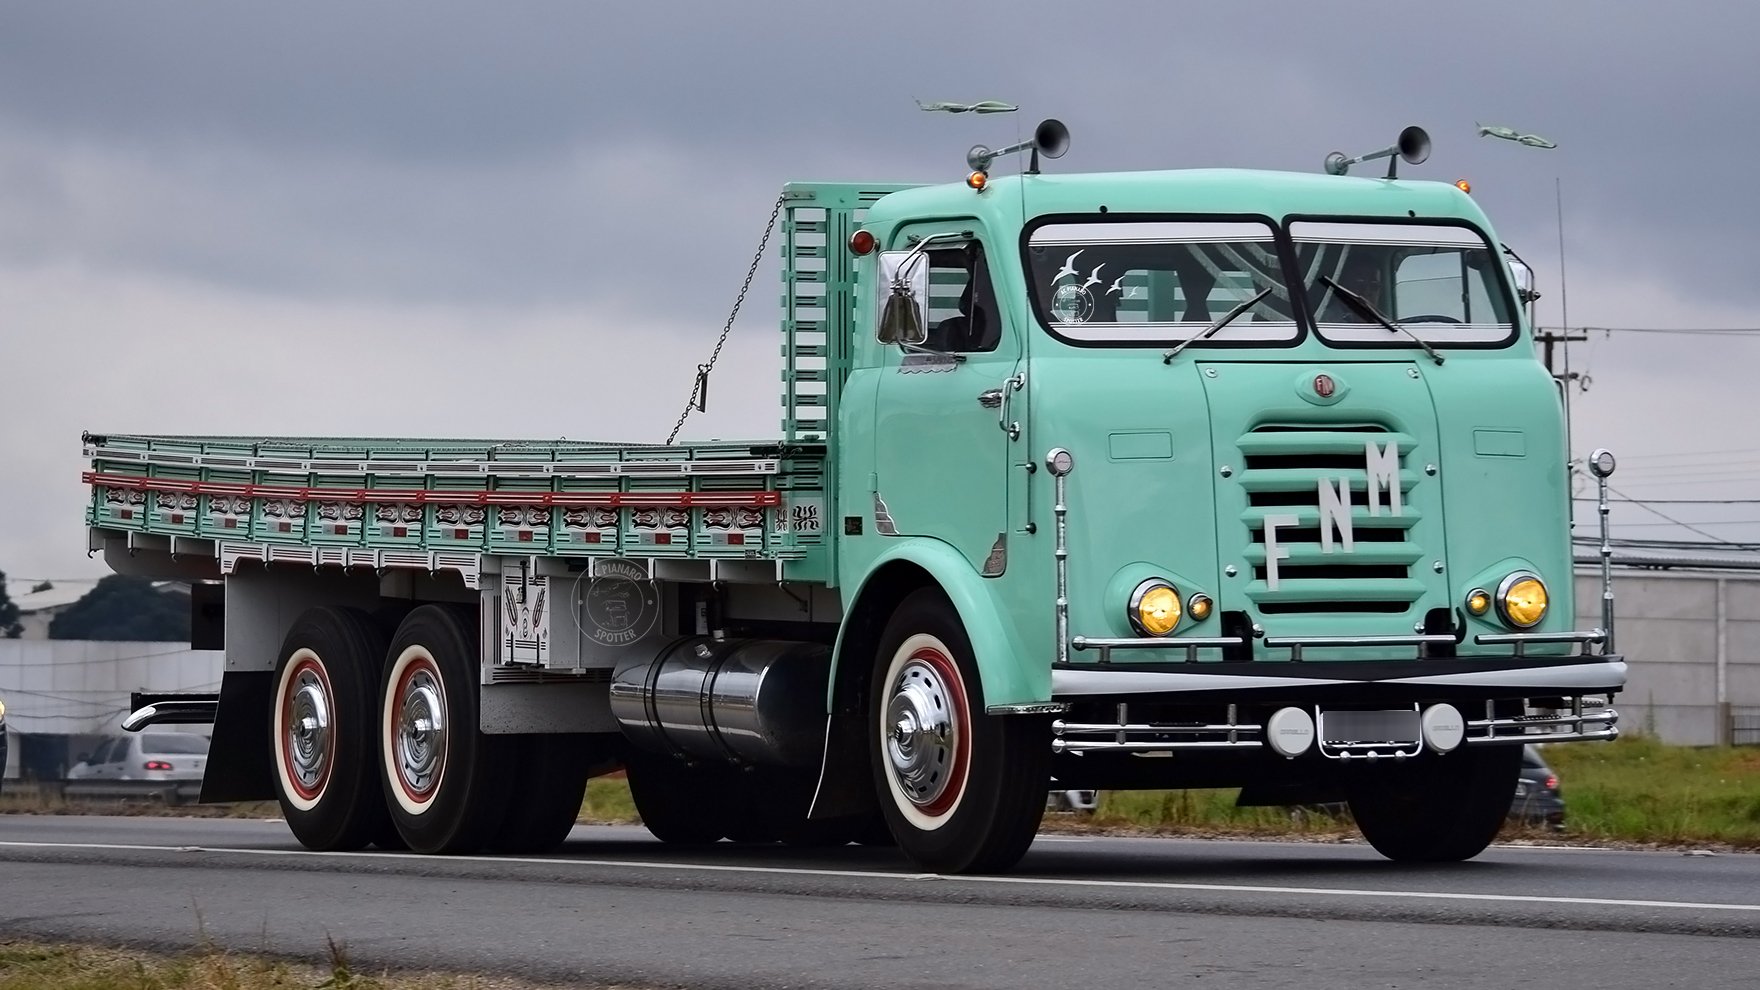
[
  {"left": 1162, "top": 287, "right": 1273, "bottom": 365},
  {"left": 1318, "top": 276, "right": 1445, "bottom": 366}
]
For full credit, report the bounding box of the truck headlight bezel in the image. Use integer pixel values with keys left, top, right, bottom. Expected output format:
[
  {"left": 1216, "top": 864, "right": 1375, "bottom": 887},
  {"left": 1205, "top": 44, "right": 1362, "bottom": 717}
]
[
  {"left": 1128, "top": 579, "right": 1182, "bottom": 637},
  {"left": 1495, "top": 571, "right": 1548, "bottom": 629}
]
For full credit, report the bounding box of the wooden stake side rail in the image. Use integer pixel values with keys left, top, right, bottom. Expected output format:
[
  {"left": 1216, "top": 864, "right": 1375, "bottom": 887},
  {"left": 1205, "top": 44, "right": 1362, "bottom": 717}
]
[{"left": 83, "top": 436, "right": 830, "bottom": 572}]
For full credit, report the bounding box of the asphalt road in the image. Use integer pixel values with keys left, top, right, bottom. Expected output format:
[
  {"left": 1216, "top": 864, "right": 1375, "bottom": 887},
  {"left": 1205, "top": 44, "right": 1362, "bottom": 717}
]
[{"left": 2, "top": 816, "right": 1757, "bottom": 989}]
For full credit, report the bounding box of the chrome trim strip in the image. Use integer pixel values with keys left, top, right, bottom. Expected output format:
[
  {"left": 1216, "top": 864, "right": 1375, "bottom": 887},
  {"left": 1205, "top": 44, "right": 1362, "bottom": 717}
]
[
  {"left": 1054, "top": 739, "right": 1265, "bottom": 754},
  {"left": 985, "top": 702, "right": 1070, "bottom": 715},
  {"left": 1385, "top": 660, "right": 1626, "bottom": 691},
  {"left": 1262, "top": 633, "right": 1455, "bottom": 662},
  {"left": 1072, "top": 635, "right": 1243, "bottom": 664},
  {"left": 1050, "top": 659, "right": 1627, "bottom": 696},
  {"left": 1263, "top": 634, "right": 1456, "bottom": 647},
  {"left": 1473, "top": 630, "right": 1605, "bottom": 644},
  {"left": 873, "top": 493, "right": 898, "bottom": 536},
  {"left": 1595, "top": 462, "right": 1617, "bottom": 654},
  {"left": 1052, "top": 669, "right": 1346, "bottom": 695},
  {"left": 1052, "top": 463, "right": 1070, "bottom": 667}
]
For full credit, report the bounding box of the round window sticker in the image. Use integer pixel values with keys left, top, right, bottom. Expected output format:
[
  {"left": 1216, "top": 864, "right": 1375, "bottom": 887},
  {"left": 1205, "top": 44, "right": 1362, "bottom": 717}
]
[{"left": 1051, "top": 282, "right": 1094, "bottom": 324}]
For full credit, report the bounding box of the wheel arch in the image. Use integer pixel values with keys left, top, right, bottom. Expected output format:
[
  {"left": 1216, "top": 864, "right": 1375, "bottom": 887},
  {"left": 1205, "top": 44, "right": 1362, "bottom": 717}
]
[{"left": 810, "top": 538, "right": 1047, "bottom": 820}]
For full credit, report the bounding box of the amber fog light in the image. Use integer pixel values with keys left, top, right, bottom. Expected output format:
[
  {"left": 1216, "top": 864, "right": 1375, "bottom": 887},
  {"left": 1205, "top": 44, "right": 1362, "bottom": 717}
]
[
  {"left": 1129, "top": 580, "right": 1181, "bottom": 637},
  {"left": 1497, "top": 573, "right": 1548, "bottom": 629}
]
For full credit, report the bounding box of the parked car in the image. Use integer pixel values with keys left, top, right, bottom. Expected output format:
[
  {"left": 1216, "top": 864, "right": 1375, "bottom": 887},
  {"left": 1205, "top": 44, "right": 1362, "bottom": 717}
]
[
  {"left": 1509, "top": 744, "right": 1566, "bottom": 830},
  {"left": 0, "top": 695, "right": 8, "bottom": 797},
  {"left": 65, "top": 732, "right": 209, "bottom": 804},
  {"left": 1048, "top": 789, "right": 1098, "bottom": 813}
]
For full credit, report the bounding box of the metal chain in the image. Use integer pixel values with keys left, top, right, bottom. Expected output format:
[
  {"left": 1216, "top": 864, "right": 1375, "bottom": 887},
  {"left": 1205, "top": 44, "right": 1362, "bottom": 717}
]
[{"left": 665, "top": 192, "right": 787, "bottom": 444}]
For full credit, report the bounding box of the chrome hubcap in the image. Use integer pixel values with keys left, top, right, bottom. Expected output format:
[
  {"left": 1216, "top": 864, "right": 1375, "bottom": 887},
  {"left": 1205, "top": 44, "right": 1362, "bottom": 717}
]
[
  {"left": 884, "top": 658, "right": 958, "bottom": 807},
  {"left": 395, "top": 671, "right": 446, "bottom": 798},
  {"left": 286, "top": 671, "right": 330, "bottom": 793}
]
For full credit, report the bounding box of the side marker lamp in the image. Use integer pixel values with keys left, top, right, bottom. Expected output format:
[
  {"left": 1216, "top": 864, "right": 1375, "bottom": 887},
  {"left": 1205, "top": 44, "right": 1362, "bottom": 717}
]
[
  {"left": 1465, "top": 588, "right": 1491, "bottom": 617},
  {"left": 1187, "top": 593, "right": 1213, "bottom": 623}
]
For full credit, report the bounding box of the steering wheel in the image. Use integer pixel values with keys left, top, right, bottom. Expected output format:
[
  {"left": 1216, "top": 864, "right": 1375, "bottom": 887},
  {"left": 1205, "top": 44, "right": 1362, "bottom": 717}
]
[{"left": 1399, "top": 314, "right": 1462, "bottom": 324}]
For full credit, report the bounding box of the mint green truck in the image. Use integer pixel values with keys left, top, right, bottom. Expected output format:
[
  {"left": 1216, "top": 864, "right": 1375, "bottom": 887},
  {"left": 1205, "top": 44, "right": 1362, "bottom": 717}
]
[{"left": 87, "top": 123, "right": 1623, "bottom": 873}]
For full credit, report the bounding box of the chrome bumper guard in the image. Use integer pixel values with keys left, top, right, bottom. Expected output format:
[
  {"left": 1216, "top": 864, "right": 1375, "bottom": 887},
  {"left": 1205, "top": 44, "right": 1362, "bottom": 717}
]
[
  {"left": 1053, "top": 703, "right": 1263, "bottom": 754},
  {"left": 1053, "top": 696, "right": 1618, "bottom": 757}
]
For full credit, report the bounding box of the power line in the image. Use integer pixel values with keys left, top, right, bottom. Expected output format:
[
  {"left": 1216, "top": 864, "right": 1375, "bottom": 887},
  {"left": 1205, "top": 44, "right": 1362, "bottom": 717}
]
[
  {"left": 1538, "top": 326, "right": 1760, "bottom": 337},
  {"left": 1607, "top": 484, "right": 1738, "bottom": 543},
  {"left": 1610, "top": 519, "right": 1760, "bottom": 528},
  {"left": 1574, "top": 496, "right": 1760, "bottom": 505}
]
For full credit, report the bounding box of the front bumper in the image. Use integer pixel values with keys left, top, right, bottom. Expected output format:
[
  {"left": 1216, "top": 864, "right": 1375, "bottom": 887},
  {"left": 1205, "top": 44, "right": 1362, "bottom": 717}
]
[{"left": 1047, "top": 632, "right": 1622, "bottom": 757}]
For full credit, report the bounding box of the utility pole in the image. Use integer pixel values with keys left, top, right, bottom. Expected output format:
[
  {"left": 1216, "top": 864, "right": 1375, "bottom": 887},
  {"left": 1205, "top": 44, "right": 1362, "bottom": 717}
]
[{"left": 1535, "top": 327, "right": 1586, "bottom": 384}]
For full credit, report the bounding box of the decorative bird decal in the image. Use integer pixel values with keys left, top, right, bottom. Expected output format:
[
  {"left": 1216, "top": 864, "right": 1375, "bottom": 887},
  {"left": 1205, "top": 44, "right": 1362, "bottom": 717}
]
[
  {"left": 915, "top": 99, "right": 1019, "bottom": 114},
  {"left": 1054, "top": 250, "right": 1083, "bottom": 283},
  {"left": 1082, "top": 264, "right": 1106, "bottom": 291},
  {"left": 1476, "top": 122, "right": 1558, "bottom": 149},
  {"left": 1107, "top": 273, "right": 1126, "bottom": 296}
]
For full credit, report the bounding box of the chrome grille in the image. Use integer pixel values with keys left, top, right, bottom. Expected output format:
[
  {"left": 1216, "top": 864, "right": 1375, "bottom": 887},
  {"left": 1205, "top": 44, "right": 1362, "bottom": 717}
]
[{"left": 1238, "top": 424, "right": 1424, "bottom": 614}]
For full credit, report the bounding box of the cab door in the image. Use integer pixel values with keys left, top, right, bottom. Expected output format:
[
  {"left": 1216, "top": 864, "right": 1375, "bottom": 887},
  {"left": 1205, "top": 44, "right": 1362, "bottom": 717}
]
[{"left": 872, "top": 227, "right": 1021, "bottom": 575}]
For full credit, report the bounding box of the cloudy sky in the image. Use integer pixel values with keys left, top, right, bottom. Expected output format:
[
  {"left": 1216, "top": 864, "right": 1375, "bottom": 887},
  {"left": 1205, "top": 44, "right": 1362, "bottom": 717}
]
[{"left": 2, "top": 1, "right": 1757, "bottom": 581}]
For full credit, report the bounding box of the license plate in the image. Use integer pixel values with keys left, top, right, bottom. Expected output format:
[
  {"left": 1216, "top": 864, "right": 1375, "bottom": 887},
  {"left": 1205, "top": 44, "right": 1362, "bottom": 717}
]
[{"left": 1320, "top": 709, "right": 1420, "bottom": 744}]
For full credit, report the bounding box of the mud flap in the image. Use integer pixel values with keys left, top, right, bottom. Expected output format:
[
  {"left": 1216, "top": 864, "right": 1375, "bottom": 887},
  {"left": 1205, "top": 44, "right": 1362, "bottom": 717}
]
[
  {"left": 198, "top": 669, "right": 275, "bottom": 803},
  {"left": 807, "top": 712, "right": 878, "bottom": 820}
]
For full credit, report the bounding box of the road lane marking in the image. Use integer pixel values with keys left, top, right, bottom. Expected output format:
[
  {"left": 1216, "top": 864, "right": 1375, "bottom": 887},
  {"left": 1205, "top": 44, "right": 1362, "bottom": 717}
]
[{"left": 3, "top": 839, "right": 1757, "bottom": 914}]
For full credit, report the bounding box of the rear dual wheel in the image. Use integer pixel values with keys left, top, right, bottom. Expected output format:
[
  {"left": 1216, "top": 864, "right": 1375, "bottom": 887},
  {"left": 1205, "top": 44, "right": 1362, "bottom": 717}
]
[
  {"left": 270, "top": 607, "right": 396, "bottom": 851},
  {"left": 379, "top": 604, "right": 520, "bottom": 854}
]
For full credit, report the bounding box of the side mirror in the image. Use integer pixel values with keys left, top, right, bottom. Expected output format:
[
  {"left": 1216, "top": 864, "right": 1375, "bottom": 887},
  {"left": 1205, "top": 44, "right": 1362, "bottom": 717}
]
[
  {"left": 1507, "top": 256, "right": 1540, "bottom": 304},
  {"left": 75, "top": 753, "right": 89, "bottom": 765},
  {"left": 879, "top": 290, "right": 927, "bottom": 346},
  {"left": 876, "top": 249, "right": 930, "bottom": 347}
]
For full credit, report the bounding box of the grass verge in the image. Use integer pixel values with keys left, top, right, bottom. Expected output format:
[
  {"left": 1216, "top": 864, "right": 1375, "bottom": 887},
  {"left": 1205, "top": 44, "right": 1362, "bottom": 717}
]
[{"left": 0, "top": 937, "right": 631, "bottom": 990}]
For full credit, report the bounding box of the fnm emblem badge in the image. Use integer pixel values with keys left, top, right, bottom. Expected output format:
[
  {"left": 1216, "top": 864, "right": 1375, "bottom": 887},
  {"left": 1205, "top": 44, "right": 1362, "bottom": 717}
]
[{"left": 1314, "top": 374, "right": 1336, "bottom": 398}]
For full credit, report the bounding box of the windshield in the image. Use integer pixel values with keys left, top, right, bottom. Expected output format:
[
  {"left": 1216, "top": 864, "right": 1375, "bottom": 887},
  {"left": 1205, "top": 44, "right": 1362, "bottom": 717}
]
[
  {"left": 1025, "top": 220, "right": 1299, "bottom": 343},
  {"left": 1289, "top": 221, "right": 1517, "bottom": 343}
]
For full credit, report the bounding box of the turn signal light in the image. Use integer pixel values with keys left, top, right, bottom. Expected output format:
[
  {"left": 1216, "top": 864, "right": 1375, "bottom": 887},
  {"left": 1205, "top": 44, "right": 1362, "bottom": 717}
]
[
  {"left": 967, "top": 170, "right": 988, "bottom": 191},
  {"left": 1187, "top": 593, "right": 1213, "bottom": 622},
  {"left": 849, "top": 229, "right": 876, "bottom": 256},
  {"left": 1454, "top": 178, "right": 1472, "bottom": 193},
  {"left": 143, "top": 760, "right": 174, "bottom": 771}
]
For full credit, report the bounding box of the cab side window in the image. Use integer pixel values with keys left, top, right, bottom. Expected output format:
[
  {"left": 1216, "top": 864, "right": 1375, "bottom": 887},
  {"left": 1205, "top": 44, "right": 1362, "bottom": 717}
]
[{"left": 922, "top": 243, "right": 1001, "bottom": 354}]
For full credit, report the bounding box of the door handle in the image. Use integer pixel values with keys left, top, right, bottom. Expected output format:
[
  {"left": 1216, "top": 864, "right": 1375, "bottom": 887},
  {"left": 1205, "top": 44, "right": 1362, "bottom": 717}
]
[{"left": 977, "top": 389, "right": 1005, "bottom": 408}]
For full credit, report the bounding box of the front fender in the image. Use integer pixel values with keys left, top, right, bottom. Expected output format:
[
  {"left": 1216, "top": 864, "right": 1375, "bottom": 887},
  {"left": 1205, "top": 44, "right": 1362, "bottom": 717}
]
[{"left": 839, "top": 537, "right": 1049, "bottom": 708}]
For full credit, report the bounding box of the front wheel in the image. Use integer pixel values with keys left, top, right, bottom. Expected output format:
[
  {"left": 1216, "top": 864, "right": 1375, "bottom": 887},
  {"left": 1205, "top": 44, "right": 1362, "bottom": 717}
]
[
  {"left": 1346, "top": 743, "right": 1524, "bottom": 862},
  {"left": 869, "top": 588, "right": 1050, "bottom": 874}
]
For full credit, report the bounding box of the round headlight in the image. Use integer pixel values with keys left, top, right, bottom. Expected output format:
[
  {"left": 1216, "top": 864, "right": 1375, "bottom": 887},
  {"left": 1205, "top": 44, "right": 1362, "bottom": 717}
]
[
  {"left": 1496, "top": 573, "right": 1548, "bottom": 628},
  {"left": 1129, "top": 580, "right": 1181, "bottom": 637}
]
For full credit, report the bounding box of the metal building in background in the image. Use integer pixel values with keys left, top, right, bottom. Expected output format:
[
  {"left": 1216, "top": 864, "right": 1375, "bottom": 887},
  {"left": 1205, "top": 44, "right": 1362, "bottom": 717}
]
[{"left": 1575, "top": 550, "right": 1760, "bottom": 746}]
